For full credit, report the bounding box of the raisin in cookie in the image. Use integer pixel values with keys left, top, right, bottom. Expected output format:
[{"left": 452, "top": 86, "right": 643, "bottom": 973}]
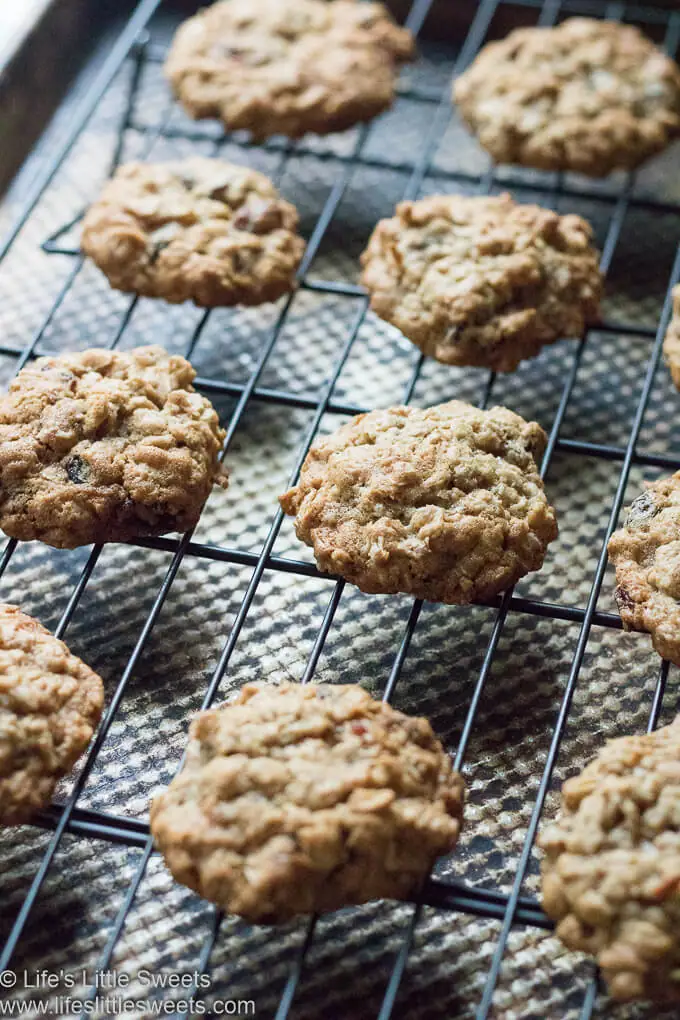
[
  {"left": 540, "top": 718, "right": 680, "bottom": 1002},
  {"left": 0, "top": 346, "right": 226, "bottom": 549},
  {"left": 608, "top": 473, "right": 680, "bottom": 665},
  {"left": 453, "top": 18, "right": 680, "bottom": 178},
  {"left": 0, "top": 604, "right": 104, "bottom": 825},
  {"left": 360, "top": 193, "right": 602, "bottom": 373},
  {"left": 81, "top": 158, "right": 305, "bottom": 306},
  {"left": 165, "top": 0, "right": 414, "bottom": 141},
  {"left": 664, "top": 285, "right": 680, "bottom": 390},
  {"left": 150, "top": 682, "right": 464, "bottom": 923},
  {"left": 279, "top": 401, "right": 558, "bottom": 603}
]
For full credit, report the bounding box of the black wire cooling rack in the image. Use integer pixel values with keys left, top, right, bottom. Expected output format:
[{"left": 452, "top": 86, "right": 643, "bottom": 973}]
[{"left": 1, "top": 0, "right": 680, "bottom": 1017}]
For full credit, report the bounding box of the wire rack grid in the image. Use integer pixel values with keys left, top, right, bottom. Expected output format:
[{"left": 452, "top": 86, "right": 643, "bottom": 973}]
[{"left": 1, "top": 0, "right": 680, "bottom": 1018}]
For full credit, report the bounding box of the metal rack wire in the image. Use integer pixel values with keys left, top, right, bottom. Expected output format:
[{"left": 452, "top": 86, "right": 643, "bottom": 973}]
[{"left": 1, "top": 0, "right": 680, "bottom": 1017}]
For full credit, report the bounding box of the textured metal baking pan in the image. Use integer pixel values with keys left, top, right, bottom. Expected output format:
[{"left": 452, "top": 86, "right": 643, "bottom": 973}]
[{"left": 0, "top": 2, "right": 679, "bottom": 1019}]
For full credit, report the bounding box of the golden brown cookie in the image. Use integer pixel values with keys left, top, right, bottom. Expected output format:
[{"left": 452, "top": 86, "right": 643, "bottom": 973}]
[
  {"left": 453, "top": 18, "right": 680, "bottom": 177},
  {"left": 165, "top": 0, "right": 414, "bottom": 141},
  {"left": 0, "top": 604, "right": 104, "bottom": 825},
  {"left": 540, "top": 717, "right": 680, "bottom": 1002},
  {"left": 663, "top": 284, "right": 680, "bottom": 390},
  {"left": 150, "top": 682, "right": 464, "bottom": 923},
  {"left": 359, "top": 193, "right": 602, "bottom": 373},
  {"left": 279, "top": 400, "right": 558, "bottom": 603},
  {"left": 81, "top": 158, "right": 305, "bottom": 306},
  {"left": 0, "top": 346, "right": 226, "bottom": 549},
  {"left": 608, "top": 473, "right": 680, "bottom": 665}
]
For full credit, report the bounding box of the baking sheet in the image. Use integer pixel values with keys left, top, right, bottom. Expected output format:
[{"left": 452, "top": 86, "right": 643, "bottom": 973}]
[{"left": 0, "top": 5, "right": 679, "bottom": 1019}]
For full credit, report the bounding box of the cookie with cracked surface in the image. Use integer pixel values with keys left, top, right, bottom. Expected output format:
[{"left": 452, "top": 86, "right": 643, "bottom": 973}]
[
  {"left": 359, "top": 193, "right": 602, "bottom": 373},
  {"left": 279, "top": 400, "right": 558, "bottom": 603},
  {"left": 453, "top": 18, "right": 680, "bottom": 178},
  {"left": 0, "top": 604, "right": 104, "bottom": 825},
  {"left": 81, "top": 158, "right": 305, "bottom": 306},
  {"left": 664, "top": 285, "right": 680, "bottom": 390},
  {"left": 164, "top": 0, "right": 414, "bottom": 140},
  {"left": 540, "top": 717, "right": 680, "bottom": 1002},
  {"left": 0, "top": 345, "right": 226, "bottom": 549},
  {"left": 608, "top": 472, "right": 680, "bottom": 665},
  {"left": 150, "top": 681, "right": 464, "bottom": 923}
]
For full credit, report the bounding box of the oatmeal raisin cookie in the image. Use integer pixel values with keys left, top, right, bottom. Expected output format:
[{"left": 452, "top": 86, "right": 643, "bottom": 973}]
[
  {"left": 0, "top": 346, "right": 226, "bottom": 549},
  {"left": 0, "top": 604, "right": 104, "bottom": 825},
  {"left": 663, "top": 285, "right": 680, "bottom": 391},
  {"left": 150, "top": 681, "right": 464, "bottom": 922},
  {"left": 608, "top": 472, "right": 680, "bottom": 666},
  {"left": 540, "top": 717, "right": 680, "bottom": 1001},
  {"left": 453, "top": 18, "right": 680, "bottom": 177},
  {"left": 360, "top": 193, "right": 602, "bottom": 372},
  {"left": 279, "top": 400, "right": 558, "bottom": 603},
  {"left": 165, "top": 0, "right": 414, "bottom": 140},
  {"left": 81, "top": 158, "right": 304, "bottom": 306}
]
